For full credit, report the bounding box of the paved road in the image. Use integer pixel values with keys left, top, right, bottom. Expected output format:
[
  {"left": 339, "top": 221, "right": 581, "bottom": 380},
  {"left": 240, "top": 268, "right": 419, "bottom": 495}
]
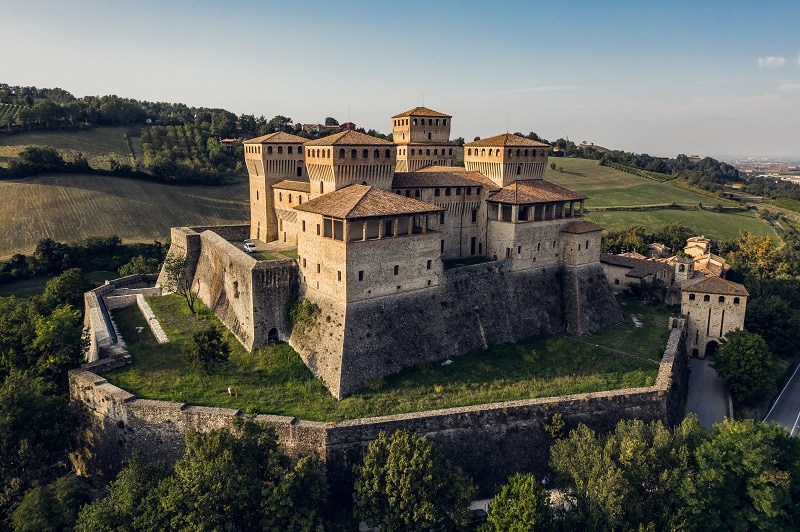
[
  {"left": 686, "top": 357, "right": 731, "bottom": 431},
  {"left": 764, "top": 363, "right": 800, "bottom": 436}
]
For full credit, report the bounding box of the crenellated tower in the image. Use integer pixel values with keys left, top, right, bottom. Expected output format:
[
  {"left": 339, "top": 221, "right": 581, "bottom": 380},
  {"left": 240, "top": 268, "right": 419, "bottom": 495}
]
[
  {"left": 392, "top": 107, "right": 456, "bottom": 172},
  {"left": 464, "top": 134, "right": 550, "bottom": 188},
  {"left": 304, "top": 130, "right": 396, "bottom": 198},
  {"left": 243, "top": 132, "right": 307, "bottom": 241}
]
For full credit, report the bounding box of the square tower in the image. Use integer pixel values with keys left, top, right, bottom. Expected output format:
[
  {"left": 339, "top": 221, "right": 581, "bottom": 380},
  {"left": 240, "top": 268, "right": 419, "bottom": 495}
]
[
  {"left": 464, "top": 134, "right": 551, "bottom": 188},
  {"left": 392, "top": 107, "right": 456, "bottom": 172}
]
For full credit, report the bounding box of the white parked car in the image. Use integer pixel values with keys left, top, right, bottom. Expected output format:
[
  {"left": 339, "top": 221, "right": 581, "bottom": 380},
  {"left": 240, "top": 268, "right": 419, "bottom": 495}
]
[{"left": 243, "top": 242, "right": 257, "bottom": 253}]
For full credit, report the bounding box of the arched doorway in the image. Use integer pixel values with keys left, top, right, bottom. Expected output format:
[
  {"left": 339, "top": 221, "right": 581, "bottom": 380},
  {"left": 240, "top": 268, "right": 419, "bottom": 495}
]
[
  {"left": 691, "top": 347, "right": 699, "bottom": 358},
  {"left": 267, "top": 328, "right": 279, "bottom": 343},
  {"left": 705, "top": 340, "right": 719, "bottom": 358}
]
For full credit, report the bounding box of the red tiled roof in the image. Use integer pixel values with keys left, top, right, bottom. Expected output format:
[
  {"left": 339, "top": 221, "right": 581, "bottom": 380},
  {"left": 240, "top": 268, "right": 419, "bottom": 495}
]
[
  {"left": 272, "top": 180, "right": 311, "bottom": 193},
  {"left": 304, "top": 130, "right": 393, "bottom": 146},
  {"left": 243, "top": 131, "right": 306, "bottom": 144},
  {"left": 600, "top": 253, "right": 674, "bottom": 279},
  {"left": 392, "top": 106, "right": 451, "bottom": 118},
  {"left": 682, "top": 276, "right": 749, "bottom": 296},
  {"left": 487, "top": 180, "right": 587, "bottom": 204},
  {"left": 465, "top": 133, "right": 550, "bottom": 148},
  {"left": 392, "top": 166, "right": 499, "bottom": 190},
  {"left": 293, "top": 184, "right": 442, "bottom": 219}
]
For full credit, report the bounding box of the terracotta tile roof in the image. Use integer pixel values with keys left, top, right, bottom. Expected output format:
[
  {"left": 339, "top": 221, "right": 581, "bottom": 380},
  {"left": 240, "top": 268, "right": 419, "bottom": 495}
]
[
  {"left": 487, "top": 180, "right": 587, "bottom": 204},
  {"left": 465, "top": 133, "right": 550, "bottom": 148},
  {"left": 561, "top": 220, "right": 603, "bottom": 234},
  {"left": 243, "top": 131, "right": 307, "bottom": 144},
  {"left": 600, "top": 253, "right": 674, "bottom": 279},
  {"left": 392, "top": 106, "right": 451, "bottom": 118},
  {"left": 392, "top": 166, "right": 499, "bottom": 190},
  {"left": 682, "top": 276, "right": 749, "bottom": 296},
  {"left": 293, "top": 184, "right": 442, "bottom": 219},
  {"left": 304, "top": 130, "right": 393, "bottom": 146},
  {"left": 272, "top": 180, "right": 311, "bottom": 193}
]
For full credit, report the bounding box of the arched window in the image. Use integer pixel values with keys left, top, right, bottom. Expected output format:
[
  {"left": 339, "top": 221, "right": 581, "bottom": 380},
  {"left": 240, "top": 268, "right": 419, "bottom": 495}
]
[
  {"left": 363, "top": 149, "right": 368, "bottom": 158},
  {"left": 351, "top": 149, "right": 357, "bottom": 158},
  {"left": 467, "top": 148, "right": 472, "bottom": 155},
  {"left": 449, "top": 148, "right": 453, "bottom": 155},
  {"left": 298, "top": 146, "right": 303, "bottom": 153},
  {"left": 524, "top": 149, "right": 528, "bottom": 156},
  {"left": 288, "top": 146, "right": 293, "bottom": 154},
  {"left": 413, "top": 119, "right": 417, "bottom": 125},
  {"left": 278, "top": 146, "right": 283, "bottom": 154},
  {"left": 288, "top": 194, "right": 292, "bottom": 203},
  {"left": 689, "top": 294, "right": 695, "bottom": 300},
  {"left": 428, "top": 119, "right": 433, "bottom": 125},
  {"left": 517, "top": 165, "right": 521, "bottom": 175},
  {"left": 436, "top": 119, "right": 440, "bottom": 126},
  {"left": 339, "top": 148, "right": 345, "bottom": 157},
  {"left": 516, "top": 149, "right": 520, "bottom": 156},
  {"left": 703, "top": 295, "right": 710, "bottom": 302},
  {"left": 427, "top": 132, "right": 432, "bottom": 140},
  {"left": 734, "top": 297, "right": 740, "bottom": 304},
  {"left": 374, "top": 149, "right": 380, "bottom": 157},
  {"left": 481, "top": 149, "right": 486, "bottom": 156},
  {"left": 719, "top": 296, "right": 725, "bottom": 303},
  {"left": 426, "top": 149, "right": 431, "bottom": 155},
  {"left": 411, "top": 149, "right": 415, "bottom": 156},
  {"left": 456, "top": 187, "right": 461, "bottom": 195},
  {"left": 434, "top": 149, "right": 438, "bottom": 155},
  {"left": 443, "top": 119, "right": 447, "bottom": 125},
  {"left": 320, "top": 182, "right": 324, "bottom": 193},
  {"left": 489, "top": 149, "right": 493, "bottom": 156},
  {"left": 267, "top": 146, "right": 273, "bottom": 154},
  {"left": 385, "top": 149, "right": 391, "bottom": 157},
  {"left": 679, "top": 264, "right": 685, "bottom": 272},
  {"left": 278, "top": 192, "right": 282, "bottom": 201},
  {"left": 508, "top": 149, "right": 512, "bottom": 156}
]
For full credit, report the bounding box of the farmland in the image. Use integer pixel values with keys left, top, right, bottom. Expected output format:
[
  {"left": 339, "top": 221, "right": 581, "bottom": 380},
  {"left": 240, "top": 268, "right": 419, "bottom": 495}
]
[
  {"left": 0, "top": 126, "right": 136, "bottom": 169},
  {"left": 545, "top": 157, "right": 777, "bottom": 243},
  {"left": 0, "top": 174, "right": 248, "bottom": 259}
]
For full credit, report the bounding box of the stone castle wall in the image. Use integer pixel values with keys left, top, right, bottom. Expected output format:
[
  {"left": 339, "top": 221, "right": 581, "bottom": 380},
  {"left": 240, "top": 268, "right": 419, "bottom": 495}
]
[{"left": 69, "top": 325, "right": 686, "bottom": 496}]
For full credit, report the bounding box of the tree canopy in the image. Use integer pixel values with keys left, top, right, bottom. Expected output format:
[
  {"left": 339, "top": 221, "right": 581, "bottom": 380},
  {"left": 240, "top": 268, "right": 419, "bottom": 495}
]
[{"left": 714, "top": 329, "right": 773, "bottom": 405}]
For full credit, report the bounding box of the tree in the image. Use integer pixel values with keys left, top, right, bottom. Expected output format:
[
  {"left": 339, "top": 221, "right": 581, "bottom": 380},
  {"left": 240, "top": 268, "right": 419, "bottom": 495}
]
[
  {"left": 119, "top": 255, "right": 162, "bottom": 276},
  {"left": 679, "top": 418, "right": 800, "bottom": 530},
  {"left": 39, "top": 268, "right": 92, "bottom": 312},
  {"left": 11, "top": 476, "right": 91, "bottom": 532},
  {"left": 713, "top": 329, "right": 773, "bottom": 405},
  {"left": 550, "top": 416, "right": 705, "bottom": 530},
  {"left": 486, "top": 473, "right": 554, "bottom": 531},
  {"left": 354, "top": 429, "right": 476, "bottom": 531},
  {"left": 184, "top": 326, "right": 230, "bottom": 373},
  {"left": 324, "top": 117, "right": 339, "bottom": 126},
  {"left": 161, "top": 255, "right": 198, "bottom": 314}
]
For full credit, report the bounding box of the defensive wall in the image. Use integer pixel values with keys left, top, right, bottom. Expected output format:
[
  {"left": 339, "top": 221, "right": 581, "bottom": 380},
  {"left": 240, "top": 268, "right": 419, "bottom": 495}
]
[
  {"left": 69, "top": 325, "right": 686, "bottom": 498},
  {"left": 292, "top": 260, "right": 622, "bottom": 397}
]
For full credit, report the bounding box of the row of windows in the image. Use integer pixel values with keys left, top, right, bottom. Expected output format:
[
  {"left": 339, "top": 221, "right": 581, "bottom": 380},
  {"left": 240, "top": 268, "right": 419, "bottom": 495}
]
[
  {"left": 688, "top": 294, "right": 741, "bottom": 304},
  {"left": 466, "top": 148, "right": 546, "bottom": 157},
  {"left": 394, "top": 186, "right": 481, "bottom": 198},
  {"left": 405, "top": 148, "right": 454, "bottom": 156},
  {"left": 277, "top": 192, "right": 304, "bottom": 205},
  {"left": 298, "top": 260, "right": 435, "bottom": 282},
  {"left": 393, "top": 118, "right": 448, "bottom": 127},
  {"left": 245, "top": 145, "right": 303, "bottom": 155}
]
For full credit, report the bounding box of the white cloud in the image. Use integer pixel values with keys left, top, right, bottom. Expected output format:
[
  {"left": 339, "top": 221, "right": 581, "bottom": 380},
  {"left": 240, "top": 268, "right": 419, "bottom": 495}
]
[
  {"left": 757, "top": 56, "right": 785, "bottom": 68},
  {"left": 778, "top": 81, "right": 800, "bottom": 90}
]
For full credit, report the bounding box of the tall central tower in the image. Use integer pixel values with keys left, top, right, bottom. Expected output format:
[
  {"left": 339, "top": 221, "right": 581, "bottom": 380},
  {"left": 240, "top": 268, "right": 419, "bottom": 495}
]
[{"left": 392, "top": 106, "right": 456, "bottom": 172}]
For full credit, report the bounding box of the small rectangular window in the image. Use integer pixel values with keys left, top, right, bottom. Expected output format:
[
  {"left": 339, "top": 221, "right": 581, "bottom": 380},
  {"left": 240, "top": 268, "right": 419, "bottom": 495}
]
[
  {"left": 471, "top": 209, "right": 477, "bottom": 223},
  {"left": 466, "top": 188, "right": 472, "bottom": 195},
  {"left": 445, "top": 188, "right": 451, "bottom": 196},
  {"left": 302, "top": 258, "right": 306, "bottom": 267},
  {"left": 393, "top": 265, "right": 399, "bottom": 275},
  {"left": 337, "top": 271, "right": 341, "bottom": 281},
  {"left": 518, "top": 246, "right": 522, "bottom": 254},
  {"left": 316, "top": 263, "right": 321, "bottom": 273},
  {"left": 435, "top": 188, "right": 440, "bottom": 196},
  {"left": 302, "top": 220, "right": 306, "bottom": 232},
  {"left": 426, "top": 260, "right": 432, "bottom": 269},
  {"left": 316, "top": 224, "right": 321, "bottom": 235},
  {"left": 440, "top": 212, "right": 445, "bottom": 224},
  {"left": 358, "top": 270, "right": 364, "bottom": 281},
  {"left": 441, "top": 240, "right": 445, "bottom": 253}
]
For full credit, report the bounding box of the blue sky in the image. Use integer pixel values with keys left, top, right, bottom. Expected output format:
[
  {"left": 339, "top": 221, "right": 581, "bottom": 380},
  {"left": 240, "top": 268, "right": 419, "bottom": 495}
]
[{"left": 2, "top": 0, "right": 798, "bottom": 157}]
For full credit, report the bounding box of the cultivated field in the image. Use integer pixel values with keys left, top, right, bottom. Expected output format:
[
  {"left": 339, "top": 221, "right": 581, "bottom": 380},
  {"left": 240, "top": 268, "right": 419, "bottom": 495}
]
[
  {"left": 545, "top": 157, "right": 777, "bottom": 242},
  {"left": 0, "top": 127, "right": 135, "bottom": 169},
  {"left": 0, "top": 174, "right": 248, "bottom": 258}
]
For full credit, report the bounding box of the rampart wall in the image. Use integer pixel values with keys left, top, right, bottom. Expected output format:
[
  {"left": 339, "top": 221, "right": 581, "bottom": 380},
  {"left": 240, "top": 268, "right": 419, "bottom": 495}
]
[{"left": 71, "top": 318, "right": 685, "bottom": 498}]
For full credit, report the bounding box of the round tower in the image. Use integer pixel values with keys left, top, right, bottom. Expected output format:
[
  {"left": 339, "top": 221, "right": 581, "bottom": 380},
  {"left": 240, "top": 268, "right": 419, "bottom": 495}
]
[
  {"left": 392, "top": 107, "right": 455, "bottom": 172},
  {"left": 304, "top": 130, "right": 396, "bottom": 198},
  {"left": 464, "top": 134, "right": 551, "bottom": 188},
  {"left": 243, "top": 132, "right": 307, "bottom": 242}
]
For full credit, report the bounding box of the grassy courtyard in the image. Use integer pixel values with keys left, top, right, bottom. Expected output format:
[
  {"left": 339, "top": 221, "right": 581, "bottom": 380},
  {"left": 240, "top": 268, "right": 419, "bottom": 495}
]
[{"left": 104, "top": 294, "right": 671, "bottom": 422}]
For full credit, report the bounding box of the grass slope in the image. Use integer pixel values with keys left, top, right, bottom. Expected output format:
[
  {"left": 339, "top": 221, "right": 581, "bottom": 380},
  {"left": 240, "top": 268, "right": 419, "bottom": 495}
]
[
  {"left": 545, "top": 158, "right": 777, "bottom": 242},
  {"left": 0, "top": 127, "right": 136, "bottom": 169},
  {"left": 104, "top": 295, "right": 665, "bottom": 421},
  {"left": 0, "top": 174, "right": 247, "bottom": 258}
]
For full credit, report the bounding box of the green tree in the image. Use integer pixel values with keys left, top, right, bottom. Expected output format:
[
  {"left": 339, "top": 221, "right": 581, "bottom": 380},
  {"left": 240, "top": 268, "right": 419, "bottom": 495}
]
[
  {"left": 324, "top": 116, "right": 339, "bottom": 126},
  {"left": 354, "top": 429, "right": 476, "bottom": 531},
  {"left": 39, "top": 268, "right": 92, "bottom": 312},
  {"left": 679, "top": 418, "right": 800, "bottom": 530},
  {"left": 118, "top": 255, "right": 162, "bottom": 276},
  {"left": 161, "top": 255, "right": 198, "bottom": 314},
  {"left": 713, "top": 329, "right": 773, "bottom": 405},
  {"left": 11, "top": 476, "right": 91, "bottom": 532},
  {"left": 550, "top": 416, "right": 705, "bottom": 530},
  {"left": 30, "top": 304, "right": 86, "bottom": 389},
  {"left": 485, "top": 473, "right": 554, "bottom": 531},
  {"left": 184, "top": 326, "right": 230, "bottom": 373}
]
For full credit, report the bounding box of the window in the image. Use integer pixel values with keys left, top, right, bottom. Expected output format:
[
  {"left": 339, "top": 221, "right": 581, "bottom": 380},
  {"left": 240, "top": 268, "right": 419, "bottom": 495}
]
[
  {"left": 288, "top": 194, "right": 292, "bottom": 204},
  {"left": 298, "top": 146, "right": 303, "bottom": 153},
  {"left": 445, "top": 188, "right": 451, "bottom": 196},
  {"left": 393, "top": 265, "right": 399, "bottom": 275},
  {"left": 278, "top": 192, "right": 282, "bottom": 201},
  {"left": 471, "top": 209, "right": 477, "bottom": 223},
  {"left": 316, "top": 263, "right": 321, "bottom": 273},
  {"left": 476, "top": 188, "right": 481, "bottom": 195},
  {"left": 298, "top": 196, "right": 302, "bottom": 204},
  {"left": 614, "top": 279, "right": 620, "bottom": 285},
  {"left": 411, "top": 149, "right": 416, "bottom": 155},
  {"left": 434, "top": 149, "right": 438, "bottom": 155},
  {"left": 426, "top": 260, "right": 432, "bottom": 269},
  {"left": 386, "top": 149, "right": 391, "bottom": 157},
  {"left": 518, "top": 246, "right": 522, "bottom": 254},
  {"left": 436, "top": 119, "right": 440, "bottom": 126},
  {"left": 405, "top": 190, "right": 410, "bottom": 197},
  {"left": 320, "top": 182, "right": 324, "bottom": 194},
  {"left": 351, "top": 149, "right": 357, "bottom": 158},
  {"left": 441, "top": 240, "right": 445, "bottom": 253},
  {"left": 415, "top": 190, "right": 420, "bottom": 197},
  {"left": 278, "top": 146, "right": 283, "bottom": 154},
  {"left": 719, "top": 296, "right": 725, "bottom": 303},
  {"left": 689, "top": 293, "right": 695, "bottom": 300},
  {"left": 456, "top": 187, "right": 461, "bottom": 195},
  {"left": 443, "top": 119, "right": 447, "bottom": 125},
  {"left": 435, "top": 188, "right": 440, "bottom": 196},
  {"left": 288, "top": 146, "right": 293, "bottom": 154},
  {"left": 426, "top": 149, "right": 431, "bottom": 155},
  {"left": 256, "top": 190, "right": 259, "bottom": 200},
  {"left": 449, "top": 148, "right": 453, "bottom": 155},
  {"left": 427, "top": 132, "right": 432, "bottom": 140},
  {"left": 440, "top": 211, "right": 445, "bottom": 224},
  {"left": 363, "top": 149, "right": 368, "bottom": 158},
  {"left": 467, "top": 148, "right": 472, "bottom": 156},
  {"left": 586, "top": 240, "right": 589, "bottom": 248},
  {"left": 734, "top": 297, "right": 740, "bottom": 304},
  {"left": 302, "top": 258, "right": 307, "bottom": 267},
  {"left": 338, "top": 271, "right": 341, "bottom": 282},
  {"left": 466, "top": 188, "right": 472, "bottom": 195},
  {"left": 339, "top": 148, "right": 345, "bottom": 157},
  {"left": 358, "top": 270, "right": 364, "bottom": 281},
  {"left": 316, "top": 224, "right": 320, "bottom": 235},
  {"left": 267, "top": 146, "right": 273, "bottom": 154},
  {"left": 374, "top": 149, "right": 380, "bottom": 157},
  {"left": 703, "top": 295, "right": 710, "bottom": 302},
  {"left": 302, "top": 220, "right": 306, "bottom": 231}
]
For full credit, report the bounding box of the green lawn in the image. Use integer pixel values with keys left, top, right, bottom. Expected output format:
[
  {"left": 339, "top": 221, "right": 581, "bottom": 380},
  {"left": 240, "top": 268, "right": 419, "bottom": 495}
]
[{"left": 104, "top": 294, "right": 664, "bottom": 421}]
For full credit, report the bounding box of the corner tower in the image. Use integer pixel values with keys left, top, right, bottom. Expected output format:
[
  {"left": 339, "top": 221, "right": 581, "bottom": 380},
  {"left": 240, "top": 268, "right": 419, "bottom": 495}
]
[
  {"left": 304, "top": 130, "right": 396, "bottom": 199},
  {"left": 392, "top": 107, "right": 456, "bottom": 172},
  {"left": 243, "top": 132, "right": 307, "bottom": 242},
  {"left": 464, "top": 134, "right": 550, "bottom": 188}
]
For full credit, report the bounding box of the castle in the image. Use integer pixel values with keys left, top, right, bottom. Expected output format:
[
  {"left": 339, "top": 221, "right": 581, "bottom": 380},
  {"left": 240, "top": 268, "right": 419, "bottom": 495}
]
[{"left": 163, "top": 106, "right": 623, "bottom": 398}]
